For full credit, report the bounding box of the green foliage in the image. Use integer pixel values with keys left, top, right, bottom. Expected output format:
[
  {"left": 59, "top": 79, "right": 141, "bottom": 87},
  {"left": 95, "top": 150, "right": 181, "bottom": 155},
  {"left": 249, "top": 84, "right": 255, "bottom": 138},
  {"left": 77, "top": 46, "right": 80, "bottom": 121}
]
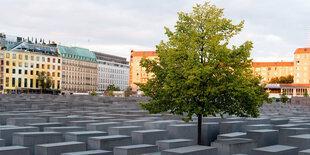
[
  {"left": 125, "top": 87, "right": 131, "bottom": 97},
  {"left": 107, "top": 91, "right": 114, "bottom": 96},
  {"left": 89, "top": 91, "right": 98, "bottom": 96},
  {"left": 269, "top": 75, "right": 294, "bottom": 84},
  {"left": 106, "top": 84, "right": 121, "bottom": 91},
  {"left": 137, "top": 2, "right": 271, "bottom": 144},
  {"left": 280, "top": 91, "right": 289, "bottom": 103},
  {"left": 37, "top": 71, "right": 52, "bottom": 94},
  {"left": 304, "top": 90, "right": 309, "bottom": 97}
]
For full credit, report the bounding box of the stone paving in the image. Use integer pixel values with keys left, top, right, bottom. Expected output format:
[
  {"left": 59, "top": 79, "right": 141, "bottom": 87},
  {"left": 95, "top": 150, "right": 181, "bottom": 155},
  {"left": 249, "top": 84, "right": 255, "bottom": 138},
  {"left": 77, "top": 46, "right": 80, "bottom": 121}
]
[{"left": 0, "top": 94, "right": 310, "bottom": 154}]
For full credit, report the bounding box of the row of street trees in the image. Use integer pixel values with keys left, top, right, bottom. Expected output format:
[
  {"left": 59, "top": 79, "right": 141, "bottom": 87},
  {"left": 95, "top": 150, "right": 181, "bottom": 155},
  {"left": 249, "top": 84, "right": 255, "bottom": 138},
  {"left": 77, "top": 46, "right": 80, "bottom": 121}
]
[{"left": 269, "top": 75, "right": 294, "bottom": 84}]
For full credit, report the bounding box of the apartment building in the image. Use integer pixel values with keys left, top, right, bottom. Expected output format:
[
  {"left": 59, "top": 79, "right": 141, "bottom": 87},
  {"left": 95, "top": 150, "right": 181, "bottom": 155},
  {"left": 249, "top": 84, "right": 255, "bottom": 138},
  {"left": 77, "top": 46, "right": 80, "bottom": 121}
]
[
  {"left": 58, "top": 45, "right": 97, "bottom": 94},
  {"left": 252, "top": 62, "right": 294, "bottom": 83},
  {"left": 94, "top": 52, "right": 129, "bottom": 91},
  {"left": 0, "top": 51, "right": 4, "bottom": 93},
  {"left": 294, "top": 48, "right": 310, "bottom": 84},
  {"left": 129, "top": 50, "right": 158, "bottom": 91}
]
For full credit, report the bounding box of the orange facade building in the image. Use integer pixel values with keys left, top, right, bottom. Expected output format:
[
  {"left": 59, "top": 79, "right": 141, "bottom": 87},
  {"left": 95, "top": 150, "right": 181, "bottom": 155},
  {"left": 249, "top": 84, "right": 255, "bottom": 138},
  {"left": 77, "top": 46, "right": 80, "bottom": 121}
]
[
  {"left": 252, "top": 62, "right": 294, "bottom": 83},
  {"left": 294, "top": 48, "right": 310, "bottom": 84},
  {"left": 129, "top": 50, "right": 158, "bottom": 91}
]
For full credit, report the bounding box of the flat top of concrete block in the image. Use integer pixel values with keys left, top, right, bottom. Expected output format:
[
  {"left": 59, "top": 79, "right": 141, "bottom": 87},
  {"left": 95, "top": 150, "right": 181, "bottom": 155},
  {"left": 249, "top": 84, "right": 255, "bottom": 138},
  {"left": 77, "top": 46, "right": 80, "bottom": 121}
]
[
  {"left": 280, "top": 127, "right": 310, "bottom": 131},
  {"left": 248, "top": 124, "right": 272, "bottom": 127},
  {"left": 141, "top": 152, "right": 161, "bottom": 155},
  {"left": 221, "top": 121, "right": 245, "bottom": 124},
  {"left": 109, "top": 126, "right": 142, "bottom": 129},
  {"left": 274, "top": 124, "right": 300, "bottom": 127},
  {"left": 271, "top": 118, "right": 289, "bottom": 120},
  {"left": 246, "top": 118, "right": 269, "bottom": 120},
  {"left": 88, "top": 122, "right": 120, "bottom": 125},
  {"left": 36, "top": 141, "right": 85, "bottom": 147},
  {"left": 202, "top": 122, "right": 219, "bottom": 125},
  {"left": 27, "top": 122, "right": 63, "bottom": 125},
  {"left": 125, "top": 120, "right": 147, "bottom": 123},
  {"left": 157, "top": 139, "right": 193, "bottom": 143},
  {"left": 247, "top": 129, "right": 278, "bottom": 133},
  {"left": 66, "top": 131, "right": 106, "bottom": 135},
  {"left": 70, "top": 120, "right": 99, "bottom": 123},
  {"left": 45, "top": 126, "right": 84, "bottom": 129},
  {"left": 169, "top": 124, "right": 197, "bottom": 127},
  {"left": 61, "top": 150, "right": 112, "bottom": 155},
  {"left": 253, "top": 145, "right": 297, "bottom": 152},
  {"left": 219, "top": 132, "right": 246, "bottom": 137},
  {"left": 152, "top": 120, "right": 177, "bottom": 123},
  {"left": 300, "top": 149, "right": 310, "bottom": 153},
  {"left": 115, "top": 144, "right": 155, "bottom": 149},
  {"left": 14, "top": 131, "right": 61, "bottom": 136},
  {"left": 89, "top": 135, "right": 130, "bottom": 140},
  {"left": 133, "top": 129, "right": 167, "bottom": 133},
  {"left": 0, "top": 126, "right": 38, "bottom": 130},
  {"left": 289, "top": 134, "right": 310, "bottom": 139},
  {"left": 214, "top": 138, "right": 255, "bottom": 144},
  {"left": 0, "top": 146, "right": 29, "bottom": 151},
  {"left": 163, "top": 145, "right": 216, "bottom": 153}
]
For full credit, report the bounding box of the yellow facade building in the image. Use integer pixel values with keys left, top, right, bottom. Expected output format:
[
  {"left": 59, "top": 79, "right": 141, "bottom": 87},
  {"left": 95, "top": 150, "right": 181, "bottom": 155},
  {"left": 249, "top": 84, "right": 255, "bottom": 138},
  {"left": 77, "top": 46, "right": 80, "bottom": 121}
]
[
  {"left": 129, "top": 50, "right": 158, "bottom": 91},
  {"left": 294, "top": 48, "right": 310, "bottom": 84},
  {"left": 1, "top": 50, "right": 61, "bottom": 93},
  {"left": 252, "top": 62, "right": 294, "bottom": 83}
]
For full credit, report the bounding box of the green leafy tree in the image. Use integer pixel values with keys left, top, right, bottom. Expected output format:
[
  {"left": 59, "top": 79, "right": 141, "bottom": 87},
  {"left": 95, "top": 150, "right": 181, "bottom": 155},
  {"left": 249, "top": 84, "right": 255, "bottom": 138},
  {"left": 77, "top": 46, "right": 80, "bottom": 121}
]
[
  {"left": 106, "top": 84, "right": 121, "bottom": 91},
  {"left": 125, "top": 87, "right": 132, "bottom": 97},
  {"left": 37, "top": 71, "right": 52, "bottom": 93},
  {"left": 304, "top": 90, "right": 309, "bottom": 97},
  {"left": 137, "top": 2, "right": 270, "bottom": 145},
  {"left": 280, "top": 91, "right": 289, "bottom": 103},
  {"left": 89, "top": 91, "right": 98, "bottom": 96}
]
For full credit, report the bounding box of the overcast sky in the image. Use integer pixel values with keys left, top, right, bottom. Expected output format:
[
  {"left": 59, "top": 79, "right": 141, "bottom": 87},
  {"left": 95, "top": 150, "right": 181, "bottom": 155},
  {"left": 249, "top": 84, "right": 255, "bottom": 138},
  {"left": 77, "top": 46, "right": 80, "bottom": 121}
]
[{"left": 0, "top": 0, "right": 309, "bottom": 62}]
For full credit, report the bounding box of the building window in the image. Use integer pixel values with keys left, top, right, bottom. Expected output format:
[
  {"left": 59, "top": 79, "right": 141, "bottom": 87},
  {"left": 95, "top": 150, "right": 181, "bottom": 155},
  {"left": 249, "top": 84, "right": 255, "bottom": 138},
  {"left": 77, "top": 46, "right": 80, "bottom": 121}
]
[
  {"left": 30, "top": 79, "right": 33, "bottom": 88},
  {"left": 18, "top": 78, "right": 21, "bottom": 87},
  {"left": 19, "top": 62, "right": 22, "bottom": 67},
  {"left": 47, "top": 65, "right": 50, "bottom": 69},
  {"left": 5, "top": 77, "right": 9, "bottom": 87},
  {"left": 58, "top": 66, "right": 60, "bottom": 70},
  {"left": 53, "top": 58, "right": 55, "bottom": 63},
  {"left": 36, "top": 56, "right": 39, "bottom": 61},
  {"left": 18, "top": 69, "right": 22, "bottom": 74},
  {"left": 36, "top": 79, "right": 39, "bottom": 88},
  {"left": 42, "top": 57, "right": 45, "bottom": 62},
  {"left": 42, "top": 64, "right": 45, "bottom": 69},
  {"left": 25, "top": 55, "right": 28, "bottom": 60},
  {"left": 12, "top": 69, "right": 15, "bottom": 74},
  {"left": 25, "top": 70, "right": 28, "bottom": 75},
  {"left": 58, "top": 59, "right": 61, "bottom": 63},
  {"left": 53, "top": 65, "right": 55, "bottom": 70},
  {"left": 12, "top": 78, "right": 15, "bottom": 87},
  {"left": 30, "top": 70, "right": 33, "bottom": 75},
  {"left": 13, "top": 53, "right": 16, "bottom": 59},
  {"left": 24, "top": 79, "right": 27, "bottom": 87},
  {"left": 6, "top": 53, "right": 10, "bottom": 58},
  {"left": 25, "top": 62, "right": 28, "bottom": 67},
  {"left": 36, "top": 71, "right": 39, "bottom": 75},
  {"left": 31, "top": 56, "right": 34, "bottom": 61},
  {"left": 19, "top": 54, "right": 22, "bottom": 60},
  {"left": 12, "top": 61, "right": 16, "bottom": 66},
  {"left": 36, "top": 64, "right": 39, "bottom": 68},
  {"left": 48, "top": 58, "right": 50, "bottom": 62},
  {"left": 6, "top": 68, "right": 9, "bottom": 73}
]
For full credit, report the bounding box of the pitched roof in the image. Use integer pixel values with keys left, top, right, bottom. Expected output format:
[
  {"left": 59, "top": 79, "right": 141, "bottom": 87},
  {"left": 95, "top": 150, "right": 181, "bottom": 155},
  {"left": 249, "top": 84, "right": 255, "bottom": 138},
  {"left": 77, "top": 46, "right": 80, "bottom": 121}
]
[{"left": 58, "top": 45, "right": 96, "bottom": 63}]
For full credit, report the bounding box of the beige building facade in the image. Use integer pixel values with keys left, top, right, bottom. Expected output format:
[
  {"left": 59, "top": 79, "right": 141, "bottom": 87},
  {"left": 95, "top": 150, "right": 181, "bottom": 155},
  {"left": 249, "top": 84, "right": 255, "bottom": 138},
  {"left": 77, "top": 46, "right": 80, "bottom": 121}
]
[
  {"left": 294, "top": 48, "right": 310, "bottom": 84},
  {"left": 252, "top": 62, "right": 294, "bottom": 83},
  {"left": 58, "top": 45, "right": 98, "bottom": 94}
]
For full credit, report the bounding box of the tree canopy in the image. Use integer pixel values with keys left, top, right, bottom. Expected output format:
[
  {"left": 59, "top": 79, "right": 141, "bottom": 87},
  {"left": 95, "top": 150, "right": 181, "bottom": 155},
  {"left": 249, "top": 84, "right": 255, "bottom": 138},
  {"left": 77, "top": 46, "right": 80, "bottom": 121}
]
[
  {"left": 269, "top": 75, "right": 294, "bottom": 84},
  {"left": 137, "top": 2, "right": 270, "bottom": 144},
  {"left": 106, "top": 84, "right": 121, "bottom": 91},
  {"left": 37, "top": 71, "right": 52, "bottom": 94}
]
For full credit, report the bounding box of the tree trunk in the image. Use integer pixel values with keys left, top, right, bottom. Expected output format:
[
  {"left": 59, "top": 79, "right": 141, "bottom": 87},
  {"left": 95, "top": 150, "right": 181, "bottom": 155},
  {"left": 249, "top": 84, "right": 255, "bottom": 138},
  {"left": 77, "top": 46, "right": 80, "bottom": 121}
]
[{"left": 197, "top": 113, "right": 202, "bottom": 145}]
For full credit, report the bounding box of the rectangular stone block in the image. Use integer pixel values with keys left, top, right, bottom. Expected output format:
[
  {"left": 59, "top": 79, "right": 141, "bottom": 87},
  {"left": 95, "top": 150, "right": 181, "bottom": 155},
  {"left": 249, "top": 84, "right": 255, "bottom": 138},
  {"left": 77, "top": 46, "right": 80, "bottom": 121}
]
[
  {"left": 88, "top": 135, "right": 131, "bottom": 151},
  {"left": 168, "top": 124, "right": 197, "bottom": 144},
  {"left": 7, "top": 117, "right": 46, "bottom": 126},
  {"left": 68, "top": 120, "right": 101, "bottom": 127},
  {"left": 0, "top": 146, "right": 30, "bottom": 155},
  {"left": 211, "top": 138, "right": 257, "bottom": 155},
  {"left": 61, "top": 150, "right": 113, "bottom": 155},
  {"left": 219, "top": 121, "right": 246, "bottom": 134},
  {"left": 144, "top": 120, "right": 178, "bottom": 130},
  {"left": 156, "top": 139, "right": 193, "bottom": 151},
  {"left": 114, "top": 144, "right": 157, "bottom": 155},
  {"left": 270, "top": 118, "right": 289, "bottom": 125},
  {"left": 0, "top": 113, "right": 31, "bottom": 125},
  {"left": 35, "top": 141, "right": 86, "bottom": 155},
  {"left": 279, "top": 128, "right": 310, "bottom": 145},
  {"left": 161, "top": 145, "right": 217, "bottom": 155},
  {"left": 299, "top": 149, "right": 310, "bottom": 155},
  {"left": 251, "top": 145, "right": 298, "bottom": 155},
  {"left": 246, "top": 124, "right": 272, "bottom": 131},
  {"left": 108, "top": 126, "right": 143, "bottom": 135},
  {"left": 245, "top": 118, "right": 270, "bottom": 125},
  {"left": 202, "top": 122, "right": 219, "bottom": 146},
  {"left": 246, "top": 129, "right": 278, "bottom": 147},
  {"left": 273, "top": 124, "right": 301, "bottom": 130},
  {"left": 287, "top": 134, "right": 310, "bottom": 151},
  {"left": 86, "top": 122, "right": 121, "bottom": 132},
  {"left": 132, "top": 129, "right": 168, "bottom": 145},
  {"left": 0, "top": 126, "right": 39, "bottom": 145},
  {"left": 218, "top": 132, "right": 246, "bottom": 140},
  {"left": 12, "top": 132, "right": 62, "bottom": 155},
  {"left": 27, "top": 122, "right": 63, "bottom": 131},
  {"left": 123, "top": 120, "right": 148, "bottom": 126},
  {"left": 65, "top": 131, "right": 107, "bottom": 144}
]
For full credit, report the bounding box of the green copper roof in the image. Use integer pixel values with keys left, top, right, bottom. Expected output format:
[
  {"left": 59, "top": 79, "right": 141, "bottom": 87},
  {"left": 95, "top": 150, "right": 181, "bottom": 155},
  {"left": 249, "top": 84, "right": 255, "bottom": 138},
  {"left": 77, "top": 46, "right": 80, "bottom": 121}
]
[{"left": 58, "top": 45, "right": 97, "bottom": 63}]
